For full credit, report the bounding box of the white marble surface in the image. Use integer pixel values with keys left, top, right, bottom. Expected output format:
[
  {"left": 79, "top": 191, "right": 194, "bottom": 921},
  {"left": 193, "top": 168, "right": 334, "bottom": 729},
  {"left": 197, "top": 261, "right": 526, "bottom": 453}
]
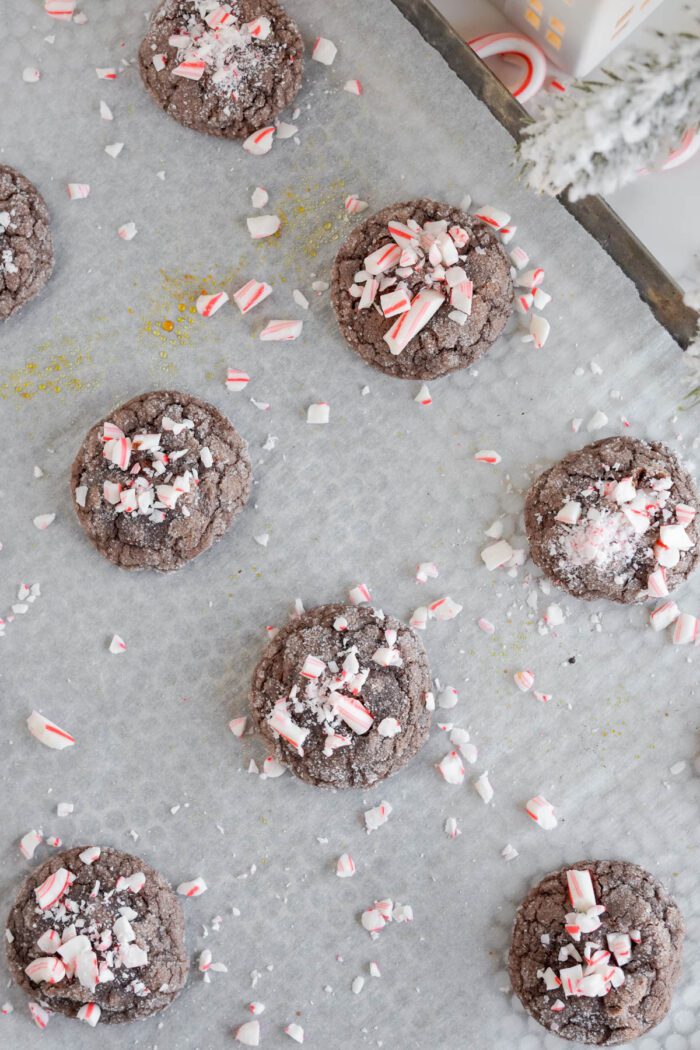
[{"left": 433, "top": 0, "right": 700, "bottom": 292}]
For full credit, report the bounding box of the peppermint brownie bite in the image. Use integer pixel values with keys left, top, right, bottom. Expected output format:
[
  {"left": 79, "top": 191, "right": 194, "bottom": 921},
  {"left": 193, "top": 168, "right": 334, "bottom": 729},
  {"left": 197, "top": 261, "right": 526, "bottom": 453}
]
[
  {"left": 525, "top": 437, "right": 699, "bottom": 604},
  {"left": 70, "top": 390, "right": 252, "bottom": 572},
  {"left": 0, "top": 164, "right": 54, "bottom": 321},
  {"left": 138, "top": 0, "right": 303, "bottom": 141},
  {"left": 508, "top": 861, "right": 684, "bottom": 1045},
  {"left": 6, "top": 846, "right": 188, "bottom": 1025},
  {"left": 249, "top": 603, "right": 432, "bottom": 788},
  {"left": 330, "top": 199, "right": 514, "bottom": 380}
]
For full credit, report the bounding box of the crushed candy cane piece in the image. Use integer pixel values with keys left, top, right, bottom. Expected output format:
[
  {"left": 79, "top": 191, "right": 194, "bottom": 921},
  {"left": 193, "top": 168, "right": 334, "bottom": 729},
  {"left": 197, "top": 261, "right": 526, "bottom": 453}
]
[
  {"left": 344, "top": 79, "right": 362, "bottom": 94},
  {"left": 109, "top": 634, "right": 126, "bottom": 654},
  {"left": 77, "top": 1003, "right": 101, "bottom": 1027},
  {"left": 35, "top": 868, "right": 72, "bottom": 909},
  {"left": 243, "top": 127, "right": 275, "bottom": 155},
  {"left": 27, "top": 711, "right": 75, "bottom": 750},
  {"left": 177, "top": 878, "right": 207, "bottom": 898},
  {"left": 672, "top": 612, "right": 698, "bottom": 645},
  {"left": 79, "top": 846, "right": 101, "bottom": 865},
  {"left": 312, "top": 37, "right": 337, "bottom": 65},
  {"left": 567, "top": 870, "right": 597, "bottom": 912},
  {"left": 428, "top": 596, "right": 462, "bottom": 621},
  {"left": 474, "top": 450, "right": 501, "bottom": 464},
  {"left": 473, "top": 204, "right": 510, "bottom": 230},
  {"left": 66, "top": 183, "right": 90, "bottom": 200},
  {"left": 117, "top": 222, "right": 137, "bottom": 241},
  {"left": 233, "top": 279, "right": 272, "bottom": 314},
  {"left": 348, "top": 583, "right": 371, "bottom": 605},
  {"left": 414, "top": 383, "right": 432, "bottom": 405},
  {"left": 226, "top": 368, "right": 250, "bottom": 392},
  {"left": 502, "top": 844, "right": 519, "bottom": 861},
  {"left": 514, "top": 670, "right": 534, "bottom": 692},
  {"left": 416, "top": 561, "right": 438, "bottom": 583},
  {"left": 29, "top": 1002, "right": 51, "bottom": 1029},
  {"left": 196, "top": 291, "right": 229, "bottom": 317},
  {"left": 377, "top": 717, "right": 401, "bottom": 737},
  {"left": 285, "top": 1022, "right": 304, "bottom": 1043},
  {"left": 650, "top": 601, "right": 680, "bottom": 631},
  {"left": 477, "top": 617, "right": 495, "bottom": 634},
  {"left": 437, "top": 751, "right": 465, "bottom": 785},
  {"left": 25, "top": 957, "right": 66, "bottom": 984},
  {"left": 437, "top": 686, "right": 459, "bottom": 709},
  {"left": 364, "top": 800, "right": 392, "bottom": 832},
  {"left": 474, "top": 771, "right": 494, "bottom": 804},
  {"left": 229, "top": 716, "right": 246, "bottom": 737},
  {"left": 45, "top": 0, "right": 76, "bottom": 18},
  {"left": 336, "top": 853, "right": 355, "bottom": 878},
  {"left": 23, "top": 68, "right": 41, "bottom": 83},
  {"left": 260, "top": 319, "right": 302, "bottom": 341},
  {"left": 20, "top": 830, "right": 43, "bottom": 860},
  {"left": 345, "top": 194, "right": 368, "bottom": 215},
  {"left": 247, "top": 215, "right": 281, "bottom": 239},
  {"left": 526, "top": 795, "right": 557, "bottom": 830},
  {"left": 236, "top": 1020, "right": 260, "bottom": 1046},
  {"left": 33, "top": 513, "right": 55, "bottom": 530},
  {"left": 307, "top": 402, "right": 330, "bottom": 424},
  {"left": 587, "top": 410, "right": 608, "bottom": 432},
  {"left": 481, "top": 539, "right": 513, "bottom": 570}
]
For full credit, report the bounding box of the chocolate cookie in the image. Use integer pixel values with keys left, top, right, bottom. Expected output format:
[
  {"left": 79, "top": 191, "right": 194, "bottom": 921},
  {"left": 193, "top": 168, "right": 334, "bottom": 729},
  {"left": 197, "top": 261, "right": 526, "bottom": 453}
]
[
  {"left": 508, "top": 860, "right": 684, "bottom": 1045},
  {"left": 249, "top": 603, "right": 432, "bottom": 788},
  {"left": 138, "top": 0, "right": 303, "bottom": 140},
  {"left": 330, "top": 199, "right": 514, "bottom": 380},
  {"left": 70, "top": 390, "right": 252, "bottom": 572},
  {"left": 6, "top": 846, "right": 188, "bottom": 1025},
  {"left": 0, "top": 164, "right": 54, "bottom": 321},
  {"left": 525, "top": 436, "right": 699, "bottom": 603}
]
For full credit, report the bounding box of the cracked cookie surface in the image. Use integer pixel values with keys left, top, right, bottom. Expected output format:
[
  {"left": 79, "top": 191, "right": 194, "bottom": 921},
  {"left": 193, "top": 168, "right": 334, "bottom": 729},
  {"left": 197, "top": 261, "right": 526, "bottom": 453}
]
[
  {"left": 138, "top": 0, "right": 303, "bottom": 140},
  {"left": 71, "top": 389, "right": 252, "bottom": 572},
  {"left": 508, "top": 860, "right": 684, "bottom": 1045},
  {"left": 0, "top": 164, "right": 54, "bottom": 321},
  {"left": 524, "top": 437, "right": 699, "bottom": 603},
  {"left": 249, "top": 603, "right": 432, "bottom": 788},
  {"left": 6, "top": 846, "right": 188, "bottom": 1024},
  {"left": 330, "top": 199, "right": 514, "bottom": 380}
]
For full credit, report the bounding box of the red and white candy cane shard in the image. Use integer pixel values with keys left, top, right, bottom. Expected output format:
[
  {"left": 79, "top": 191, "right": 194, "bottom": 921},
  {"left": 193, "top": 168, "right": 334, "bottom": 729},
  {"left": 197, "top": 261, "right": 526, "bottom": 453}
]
[
  {"left": 66, "top": 183, "right": 90, "bottom": 200},
  {"left": 364, "top": 243, "right": 402, "bottom": 276},
  {"left": 477, "top": 617, "right": 495, "bottom": 635},
  {"left": 301, "top": 654, "right": 326, "bottom": 679},
  {"left": 499, "top": 224, "right": 516, "bottom": 244},
  {"left": 474, "top": 771, "right": 494, "bottom": 804},
  {"left": 20, "top": 829, "right": 43, "bottom": 860},
  {"left": 243, "top": 126, "right": 275, "bottom": 156},
  {"left": 116, "top": 871, "right": 146, "bottom": 892},
  {"left": 285, "top": 1022, "right": 304, "bottom": 1043},
  {"left": 177, "top": 877, "right": 207, "bottom": 898},
  {"left": 247, "top": 214, "right": 281, "bottom": 239},
  {"left": 336, "top": 853, "right": 356, "bottom": 877},
  {"left": 567, "top": 869, "right": 597, "bottom": 912},
  {"left": 226, "top": 368, "right": 250, "bottom": 392},
  {"left": 37, "top": 929, "right": 61, "bottom": 953},
  {"left": 117, "top": 222, "right": 137, "bottom": 240},
  {"left": 233, "top": 279, "right": 272, "bottom": 314},
  {"left": 343, "top": 79, "right": 362, "bottom": 95},
  {"left": 533, "top": 287, "right": 551, "bottom": 310},
  {"left": 384, "top": 288, "right": 444, "bottom": 355},
  {"left": 509, "top": 246, "right": 529, "bottom": 270},
  {"left": 380, "top": 287, "right": 410, "bottom": 317},
  {"left": 409, "top": 606, "right": 428, "bottom": 630},
  {"left": 437, "top": 750, "right": 465, "bottom": 785},
  {"left": 525, "top": 795, "right": 557, "bottom": 829},
  {"left": 333, "top": 694, "right": 374, "bottom": 735},
  {"left": 206, "top": 5, "right": 234, "bottom": 28},
  {"left": 555, "top": 500, "right": 582, "bottom": 525},
  {"left": 358, "top": 278, "right": 379, "bottom": 310},
  {"left": 79, "top": 846, "right": 101, "bottom": 865},
  {"left": 246, "top": 16, "right": 272, "bottom": 38},
  {"left": 428, "top": 596, "right": 463, "bottom": 621},
  {"left": 416, "top": 561, "right": 438, "bottom": 583},
  {"left": 235, "top": 1019, "right": 260, "bottom": 1046},
  {"left": 361, "top": 907, "right": 386, "bottom": 933},
  {"left": 675, "top": 503, "right": 697, "bottom": 526},
  {"left": 659, "top": 523, "right": 693, "bottom": 549},
  {"left": 77, "top": 1003, "right": 101, "bottom": 1027},
  {"left": 348, "top": 583, "right": 371, "bottom": 606},
  {"left": 517, "top": 267, "right": 545, "bottom": 291},
  {"left": 387, "top": 220, "right": 417, "bottom": 246},
  {"left": 173, "top": 60, "right": 206, "bottom": 81},
  {"left": 251, "top": 186, "right": 269, "bottom": 208},
  {"left": 516, "top": 292, "right": 533, "bottom": 314},
  {"left": 35, "top": 868, "right": 72, "bottom": 909},
  {"left": 45, "top": 0, "right": 76, "bottom": 18},
  {"left": 529, "top": 314, "right": 550, "bottom": 349},
  {"left": 649, "top": 601, "right": 680, "bottom": 632},
  {"left": 109, "top": 634, "right": 126, "bottom": 654},
  {"left": 262, "top": 756, "right": 285, "bottom": 778},
  {"left": 469, "top": 32, "right": 547, "bottom": 102},
  {"left": 559, "top": 963, "right": 583, "bottom": 997},
  {"left": 514, "top": 669, "right": 534, "bottom": 692},
  {"left": 474, "top": 450, "right": 501, "bottom": 464},
  {"left": 96, "top": 68, "right": 117, "bottom": 80},
  {"left": 414, "top": 384, "right": 432, "bottom": 406},
  {"left": 268, "top": 706, "right": 310, "bottom": 752},
  {"left": 229, "top": 716, "right": 246, "bottom": 737},
  {"left": 532, "top": 690, "right": 551, "bottom": 703},
  {"left": 673, "top": 612, "right": 698, "bottom": 645},
  {"left": 260, "top": 319, "right": 302, "bottom": 341},
  {"left": 29, "top": 1002, "right": 51, "bottom": 1029},
  {"left": 345, "top": 194, "right": 368, "bottom": 215},
  {"left": 606, "top": 932, "right": 632, "bottom": 966},
  {"left": 437, "top": 686, "right": 459, "bottom": 709},
  {"left": 450, "top": 278, "right": 473, "bottom": 314},
  {"left": 312, "top": 36, "right": 337, "bottom": 65},
  {"left": 473, "top": 204, "right": 510, "bottom": 230},
  {"left": 646, "top": 567, "right": 669, "bottom": 598},
  {"left": 196, "top": 291, "right": 229, "bottom": 318},
  {"left": 27, "top": 711, "right": 76, "bottom": 750},
  {"left": 307, "top": 402, "right": 330, "bottom": 425},
  {"left": 33, "top": 513, "right": 55, "bottom": 530}
]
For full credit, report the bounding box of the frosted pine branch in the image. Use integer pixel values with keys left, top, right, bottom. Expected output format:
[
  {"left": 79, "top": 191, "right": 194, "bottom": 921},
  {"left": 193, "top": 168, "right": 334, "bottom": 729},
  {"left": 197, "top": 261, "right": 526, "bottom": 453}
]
[{"left": 518, "top": 31, "right": 700, "bottom": 201}]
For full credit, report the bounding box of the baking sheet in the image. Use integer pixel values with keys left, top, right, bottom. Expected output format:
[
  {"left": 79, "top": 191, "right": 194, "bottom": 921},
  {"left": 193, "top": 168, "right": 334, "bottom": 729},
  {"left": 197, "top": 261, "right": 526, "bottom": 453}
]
[{"left": 2, "top": 2, "right": 700, "bottom": 1049}]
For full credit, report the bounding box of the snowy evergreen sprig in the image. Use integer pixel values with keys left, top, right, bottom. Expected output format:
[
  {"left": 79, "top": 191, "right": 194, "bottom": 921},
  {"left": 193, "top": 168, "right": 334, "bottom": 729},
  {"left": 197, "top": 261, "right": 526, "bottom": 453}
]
[{"left": 518, "top": 30, "right": 700, "bottom": 202}]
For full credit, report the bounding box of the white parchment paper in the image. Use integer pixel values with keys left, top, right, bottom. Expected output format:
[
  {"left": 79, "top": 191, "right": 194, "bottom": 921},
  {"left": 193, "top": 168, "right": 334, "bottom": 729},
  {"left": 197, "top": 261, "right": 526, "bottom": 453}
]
[{"left": 1, "top": 2, "right": 699, "bottom": 1048}]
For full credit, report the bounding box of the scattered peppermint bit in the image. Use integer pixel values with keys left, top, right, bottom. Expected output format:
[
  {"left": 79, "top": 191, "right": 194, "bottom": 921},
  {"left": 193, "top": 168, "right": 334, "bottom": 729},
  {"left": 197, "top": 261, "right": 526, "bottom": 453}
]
[
  {"left": 251, "top": 187, "right": 269, "bottom": 208},
  {"left": 293, "top": 289, "right": 309, "bottom": 310},
  {"left": 45, "top": 1, "right": 76, "bottom": 19},
  {"left": 23, "top": 68, "right": 41, "bottom": 83},
  {"left": 96, "top": 68, "right": 117, "bottom": 80},
  {"left": 414, "top": 383, "right": 432, "bottom": 405},
  {"left": 33, "top": 513, "right": 55, "bottom": 530},
  {"left": 587, "top": 410, "right": 608, "bottom": 432},
  {"left": 514, "top": 669, "right": 535, "bottom": 692},
  {"left": 109, "top": 634, "right": 126, "bottom": 654},
  {"left": 474, "top": 771, "right": 494, "bottom": 804},
  {"left": 502, "top": 843, "right": 519, "bottom": 861},
  {"left": 233, "top": 279, "right": 272, "bottom": 314},
  {"left": 285, "top": 1023, "right": 304, "bottom": 1043},
  {"left": 336, "top": 854, "right": 356, "bottom": 878},
  {"left": 437, "top": 751, "right": 465, "bottom": 785},
  {"left": 226, "top": 368, "right": 250, "bottom": 392},
  {"left": 27, "top": 711, "right": 75, "bottom": 750},
  {"left": 352, "top": 975, "right": 365, "bottom": 994},
  {"left": 235, "top": 1020, "right": 260, "bottom": 1046},
  {"left": 117, "top": 222, "right": 137, "bottom": 241},
  {"left": 99, "top": 99, "right": 113, "bottom": 120},
  {"left": 444, "top": 817, "right": 461, "bottom": 839},
  {"left": 416, "top": 561, "right": 438, "bottom": 583},
  {"left": 343, "top": 79, "right": 362, "bottom": 95},
  {"left": 428, "top": 596, "right": 462, "bottom": 621},
  {"left": 345, "top": 194, "right": 368, "bottom": 215},
  {"left": 104, "top": 142, "right": 124, "bottom": 158},
  {"left": 19, "top": 830, "right": 43, "bottom": 860},
  {"left": 312, "top": 37, "right": 337, "bottom": 65},
  {"left": 196, "top": 291, "right": 229, "bottom": 317},
  {"left": 348, "top": 583, "right": 371, "bottom": 605},
  {"left": 364, "top": 800, "right": 392, "bottom": 832},
  {"left": 247, "top": 214, "right": 280, "bottom": 239},
  {"left": 66, "top": 183, "right": 90, "bottom": 200},
  {"left": 176, "top": 877, "right": 207, "bottom": 898},
  {"left": 526, "top": 795, "right": 558, "bottom": 830},
  {"left": 477, "top": 617, "right": 495, "bottom": 634},
  {"left": 307, "top": 402, "right": 330, "bottom": 424},
  {"left": 243, "top": 127, "right": 275, "bottom": 155},
  {"left": 474, "top": 450, "right": 501, "bottom": 464},
  {"left": 260, "top": 319, "right": 302, "bottom": 341}
]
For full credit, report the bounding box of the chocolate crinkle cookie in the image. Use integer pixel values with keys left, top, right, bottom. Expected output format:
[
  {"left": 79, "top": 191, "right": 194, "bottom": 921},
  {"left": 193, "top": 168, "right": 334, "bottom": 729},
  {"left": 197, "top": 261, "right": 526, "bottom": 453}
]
[
  {"left": 0, "top": 164, "right": 54, "bottom": 321},
  {"left": 5, "top": 846, "right": 188, "bottom": 1026},
  {"left": 508, "top": 860, "right": 684, "bottom": 1045},
  {"left": 249, "top": 603, "right": 432, "bottom": 788},
  {"left": 330, "top": 199, "right": 514, "bottom": 381},
  {"left": 525, "top": 436, "right": 699, "bottom": 604},
  {"left": 138, "top": 0, "right": 303, "bottom": 140},
  {"left": 70, "top": 390, "right": 252, "bottom": 572}
]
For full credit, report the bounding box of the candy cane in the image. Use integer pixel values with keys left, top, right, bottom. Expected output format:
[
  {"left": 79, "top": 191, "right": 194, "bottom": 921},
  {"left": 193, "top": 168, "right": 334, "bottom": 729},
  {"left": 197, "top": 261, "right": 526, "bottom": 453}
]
[
  {"left": 336, "top": 853, "right": 356, "bottom": 877},
  {"left": 196, "top": 291, "right": 229, "bottom": 318},
  {"left": 312, "top": 37, "right": 337, "bottom": 65},
  {"left": 566, "top": 870, "right": 597, "bottom": 912},
  {"left": 233, "top": 279, "right": 272, "bottom": 314},
  {"left": 35, "top": 868, "right": 72, "bottom": 909},
  {"left": 332, "top": 694, "right": 374, "bottom": 735},
  {"left": 364, "top": 243, "right": 402, "bottom": 275},
  {"left": 260, "top": 319, "right": 302, "bottom": 341},
  {"left": 525, "top": 795, "right": 557, "bottom": 829},
  {"left": 45, "top": 0, "right": 76, "bottom": 18},
  {"left": 19, "top": 829, "right": 43, "bottom": 859},
  {"left": 301, "top": 655, "right": 326, "bottom": 679},
  {"left": 268, "top": 706, "right": 309, "bottom": 752},
  {"left": 177, "top": 877, "right": 208, "bottom": 898},
  {"left": 468, "top": 33, "right": 547, "bottom": 104},
  {"left": 384, "top": 288, "right": 444, "bottom": 355},
  {"left": 472, "top": 204, "right": 511, "bottom": 231},
  {"left": 116, "top": 871, "right": 146, "bottom": 893},
  {"left": 77, "top": 1003, "right": 101, "bottom": 1027},
  {"left": 243, "top": 127, "right": 275, "bottom": 156},
  {"left": 226, "top": 368, "right": 250, "bottom": 392},
  {"left": 348, "top": 583, "right": 371, "bottom": 606},
  {"left": 428, "top": 596, "right": 463, "bottom": 621},
  {"left": 27, "top": 711, "right": 76, "bottom": 750}
]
